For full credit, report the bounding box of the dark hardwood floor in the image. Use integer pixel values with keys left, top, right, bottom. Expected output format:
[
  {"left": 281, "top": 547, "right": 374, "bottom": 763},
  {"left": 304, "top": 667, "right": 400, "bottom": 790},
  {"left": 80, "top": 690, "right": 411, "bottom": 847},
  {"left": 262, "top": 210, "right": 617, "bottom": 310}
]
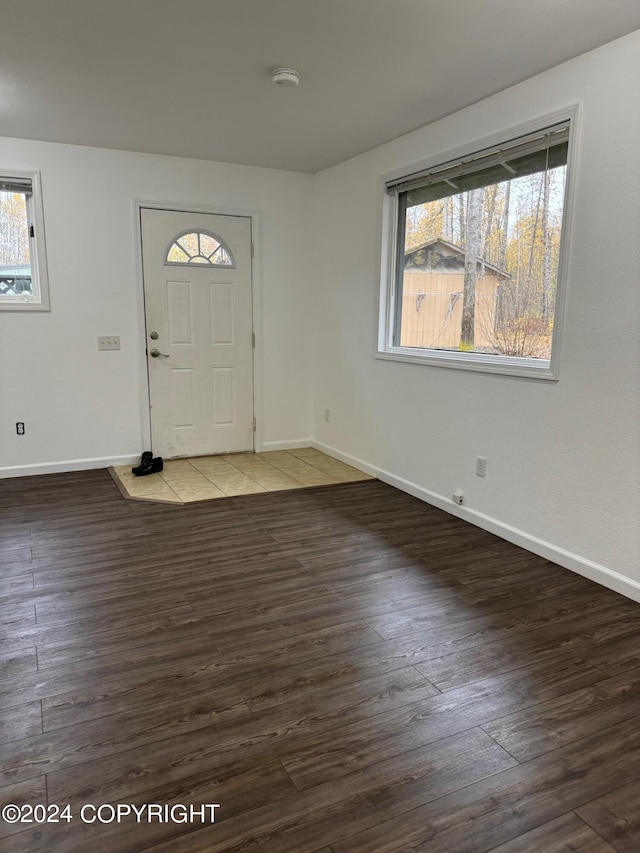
[{"left": 2, "top": 468, "right": 640, "bottom": 852}]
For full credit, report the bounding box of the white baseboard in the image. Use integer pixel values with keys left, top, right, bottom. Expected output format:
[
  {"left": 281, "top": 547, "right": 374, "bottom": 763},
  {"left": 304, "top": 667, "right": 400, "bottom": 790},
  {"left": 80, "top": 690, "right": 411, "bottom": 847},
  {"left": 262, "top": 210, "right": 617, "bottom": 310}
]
[
  {"left": 311, "top": 440, "right": 640, "bottom": 606},
  {"left": 0, "top": 455, "right": 139, "bottom": 479},
  {"left": 260, "top": 439, "right": 312, "bottom": 452}
]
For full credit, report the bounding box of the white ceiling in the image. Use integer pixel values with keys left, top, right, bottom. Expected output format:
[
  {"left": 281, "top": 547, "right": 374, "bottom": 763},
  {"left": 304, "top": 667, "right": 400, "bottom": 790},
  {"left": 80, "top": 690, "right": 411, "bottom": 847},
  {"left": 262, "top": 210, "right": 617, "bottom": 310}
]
[{"left": 1, "top": 0, "right": 639, "bottom": 173}]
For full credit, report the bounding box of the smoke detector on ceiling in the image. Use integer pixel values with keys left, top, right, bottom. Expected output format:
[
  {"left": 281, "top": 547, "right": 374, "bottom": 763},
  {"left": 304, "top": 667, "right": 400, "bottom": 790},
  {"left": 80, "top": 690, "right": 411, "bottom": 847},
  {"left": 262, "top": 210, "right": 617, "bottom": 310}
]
[{"left": 272, "top": 67, "right": 300, "bottom": 87}]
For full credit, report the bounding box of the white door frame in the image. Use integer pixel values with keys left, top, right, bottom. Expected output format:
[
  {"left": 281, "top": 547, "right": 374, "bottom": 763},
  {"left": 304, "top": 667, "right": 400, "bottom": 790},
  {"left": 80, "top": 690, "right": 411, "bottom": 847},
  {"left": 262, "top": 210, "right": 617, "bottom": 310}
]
[{"left": 132, "top": 198, "right": 263, "bottom": 455}]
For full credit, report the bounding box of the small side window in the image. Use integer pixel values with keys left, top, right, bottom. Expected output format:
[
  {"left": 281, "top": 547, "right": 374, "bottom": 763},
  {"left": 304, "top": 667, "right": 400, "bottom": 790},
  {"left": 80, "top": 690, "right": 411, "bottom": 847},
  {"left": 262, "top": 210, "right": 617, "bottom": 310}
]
[{"left": 0, "top": 171, "right": 50, "bottom": 311}]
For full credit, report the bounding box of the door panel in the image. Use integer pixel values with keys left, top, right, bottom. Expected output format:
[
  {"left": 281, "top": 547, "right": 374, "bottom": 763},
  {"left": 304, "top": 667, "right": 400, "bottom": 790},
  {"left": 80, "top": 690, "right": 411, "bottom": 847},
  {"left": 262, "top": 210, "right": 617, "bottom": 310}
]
[
  {"left": 167, "top": 281, "right": 193, "bottom": 344},
  {"left": 212, "top": 367, "right": 235, "bottom": 424},
  {"left": 171, "top": 369, "right": 195, "bottom": 428},
  {"left": 141, "top": 208, "right": 254, "bottom": 458}
]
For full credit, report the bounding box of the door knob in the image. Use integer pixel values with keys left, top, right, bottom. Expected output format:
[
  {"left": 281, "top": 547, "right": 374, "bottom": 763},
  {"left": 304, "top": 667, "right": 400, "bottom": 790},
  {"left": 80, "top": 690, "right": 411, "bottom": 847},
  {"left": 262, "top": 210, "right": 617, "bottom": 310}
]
[{"left": 150, "top": 348, "right": 170, "bottom": 358}]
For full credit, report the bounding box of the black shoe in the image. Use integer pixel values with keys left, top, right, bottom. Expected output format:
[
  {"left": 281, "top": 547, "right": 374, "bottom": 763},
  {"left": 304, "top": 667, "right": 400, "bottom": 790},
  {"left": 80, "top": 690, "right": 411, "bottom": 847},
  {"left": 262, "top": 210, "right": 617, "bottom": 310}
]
[
  {"left": 131, "top": 450, "right": 153, "bottom": 474},
  {"left": 132, "top": 456, "right": 163, "bottom": 476}
]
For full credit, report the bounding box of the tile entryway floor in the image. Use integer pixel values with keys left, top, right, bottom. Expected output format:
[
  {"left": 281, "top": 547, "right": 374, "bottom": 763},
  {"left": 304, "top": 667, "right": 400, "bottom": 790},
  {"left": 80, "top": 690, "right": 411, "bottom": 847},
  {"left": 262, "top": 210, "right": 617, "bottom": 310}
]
[{"left": 110, "top": 448, "right": 374, "bottom": 505}]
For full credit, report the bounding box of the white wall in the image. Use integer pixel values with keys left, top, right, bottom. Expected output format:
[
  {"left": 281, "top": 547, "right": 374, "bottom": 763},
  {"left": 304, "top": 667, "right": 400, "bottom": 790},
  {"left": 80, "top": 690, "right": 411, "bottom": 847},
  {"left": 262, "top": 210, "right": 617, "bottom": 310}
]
[
  {"left": 310, "top": 31, "right": 640, "bottom": 596},
  {"left": 0, "top": 141, "right": 313, "bottom": 475}
]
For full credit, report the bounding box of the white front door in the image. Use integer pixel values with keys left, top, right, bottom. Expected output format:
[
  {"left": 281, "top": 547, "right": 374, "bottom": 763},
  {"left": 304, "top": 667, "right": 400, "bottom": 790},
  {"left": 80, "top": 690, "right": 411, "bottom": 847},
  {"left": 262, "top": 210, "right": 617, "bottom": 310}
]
[{"left": 141, "top": 208, "right": 254, "bottom": 458}]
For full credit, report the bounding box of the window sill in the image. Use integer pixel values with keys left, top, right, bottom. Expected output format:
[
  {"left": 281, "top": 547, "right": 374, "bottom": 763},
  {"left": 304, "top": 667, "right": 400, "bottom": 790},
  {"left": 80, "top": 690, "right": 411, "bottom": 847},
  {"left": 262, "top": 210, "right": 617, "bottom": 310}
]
[
  {"left": 376, "top": 347, "right": 558, "bottom": 380},
  {"left": 0, "top": 300, "right": 50, "bottom": 311}
]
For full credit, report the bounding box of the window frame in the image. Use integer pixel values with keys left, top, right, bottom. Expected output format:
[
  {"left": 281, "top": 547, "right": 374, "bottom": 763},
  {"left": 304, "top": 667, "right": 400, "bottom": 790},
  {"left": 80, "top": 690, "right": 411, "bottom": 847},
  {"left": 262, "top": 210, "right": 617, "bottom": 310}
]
[
  {"left": 0, "top": 169, "right": 50, "bottom": 311},
  {"left": 377, "top": 106, "right": 580, "bottom": 380}
]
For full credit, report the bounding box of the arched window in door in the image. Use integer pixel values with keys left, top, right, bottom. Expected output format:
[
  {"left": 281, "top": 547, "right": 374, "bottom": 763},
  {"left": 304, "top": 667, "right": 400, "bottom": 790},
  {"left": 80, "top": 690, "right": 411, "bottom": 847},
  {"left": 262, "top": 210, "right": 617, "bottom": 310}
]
[{"left": 165, "top": 229, "right": 235, "bottom": 267}]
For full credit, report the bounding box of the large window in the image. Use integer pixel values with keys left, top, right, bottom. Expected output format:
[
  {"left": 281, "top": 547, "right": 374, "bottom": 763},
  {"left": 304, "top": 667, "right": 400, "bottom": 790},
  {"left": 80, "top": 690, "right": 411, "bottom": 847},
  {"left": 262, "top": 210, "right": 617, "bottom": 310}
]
[
  {"left": 379, "top": 111, "right": 576, "bottom": 378},
  {"left": 0, "top": 171, "right": 49, "bottom": 311}
]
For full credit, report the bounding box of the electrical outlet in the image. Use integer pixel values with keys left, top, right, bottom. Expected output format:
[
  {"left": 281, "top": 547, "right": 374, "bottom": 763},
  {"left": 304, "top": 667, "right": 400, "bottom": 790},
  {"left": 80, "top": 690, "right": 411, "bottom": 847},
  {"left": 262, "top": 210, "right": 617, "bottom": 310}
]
[
  {"left": 98, "top": 335, "right": 120, "bottom": 351},
  {"left": 452, "top": 491, "right": 464, "bottom": 505},
  {"left": 16, "top": 422, "right": 25, "bottom": 435},
  {"left": 324, "top": 408, "right": 330, "bottom": 422},
  {"left": 476, "top": 456, "right": 487, "bottom": 477}
]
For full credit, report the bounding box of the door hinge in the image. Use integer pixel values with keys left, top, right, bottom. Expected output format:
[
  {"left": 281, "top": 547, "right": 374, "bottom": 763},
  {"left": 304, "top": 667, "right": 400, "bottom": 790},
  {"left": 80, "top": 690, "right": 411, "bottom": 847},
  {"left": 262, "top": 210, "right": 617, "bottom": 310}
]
[
  {"left": 251, "top": 332, "right": 256, "bottom": 348},
  {"left": 29, "top": 224, "right": 35, "bottom": 238},
  {"left": 252, "top": 417, "right": 257, "bottom": 432}
]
